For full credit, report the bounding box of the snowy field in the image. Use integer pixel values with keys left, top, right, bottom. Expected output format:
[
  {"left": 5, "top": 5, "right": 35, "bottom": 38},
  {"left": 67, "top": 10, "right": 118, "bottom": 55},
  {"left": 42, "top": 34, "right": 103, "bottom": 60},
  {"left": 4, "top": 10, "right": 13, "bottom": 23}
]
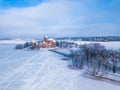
[{"left": 0, "top": 43, "right": 120, "bottom": 90}]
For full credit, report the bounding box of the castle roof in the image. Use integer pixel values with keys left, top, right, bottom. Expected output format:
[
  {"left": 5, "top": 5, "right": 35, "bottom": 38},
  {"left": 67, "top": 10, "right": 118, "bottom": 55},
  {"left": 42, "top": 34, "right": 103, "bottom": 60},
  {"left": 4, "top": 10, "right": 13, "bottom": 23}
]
[{"left": 48, "top": 38, "right": 56, "bottom": 42}]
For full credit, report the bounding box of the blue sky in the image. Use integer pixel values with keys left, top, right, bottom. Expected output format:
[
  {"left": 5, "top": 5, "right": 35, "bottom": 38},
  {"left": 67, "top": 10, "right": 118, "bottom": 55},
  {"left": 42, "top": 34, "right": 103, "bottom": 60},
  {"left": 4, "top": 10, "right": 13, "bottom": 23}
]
[
  {"left": 0, "top": 0, "right": 42, "bottom": 8},
  {"left": 0, "top": 0, "right": 120, "bottom": 38}
]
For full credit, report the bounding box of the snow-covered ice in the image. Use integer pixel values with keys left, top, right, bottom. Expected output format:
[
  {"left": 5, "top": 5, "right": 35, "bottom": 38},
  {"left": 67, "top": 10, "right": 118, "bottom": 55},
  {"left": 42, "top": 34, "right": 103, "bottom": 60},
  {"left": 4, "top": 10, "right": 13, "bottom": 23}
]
[
  {"left": 65, "top": 40, "right": 120, "bottom": 50},
  {"left": 0, "top": 40, "right": 27, "bottom": 45},
  {"left": 0, "top": 44, "right": 120, "bottom": 90}
]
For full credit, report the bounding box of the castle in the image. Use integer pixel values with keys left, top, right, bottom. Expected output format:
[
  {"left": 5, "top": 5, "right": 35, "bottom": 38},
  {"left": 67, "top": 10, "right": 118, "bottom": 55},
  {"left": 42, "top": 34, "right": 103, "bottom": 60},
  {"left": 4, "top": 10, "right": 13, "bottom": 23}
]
[{"left": 41, "top": 36, "right": 56, "bottom": 48}]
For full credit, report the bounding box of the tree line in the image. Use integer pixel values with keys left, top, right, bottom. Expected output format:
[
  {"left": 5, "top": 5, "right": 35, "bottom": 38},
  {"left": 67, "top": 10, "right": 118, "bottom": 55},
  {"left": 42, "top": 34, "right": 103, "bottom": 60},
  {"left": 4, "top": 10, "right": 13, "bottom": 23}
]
[
  {"left": 71, "top": 43, "right": 120, "bottom": 76},
  {"left": 56, "top": 41, "right": 79, "bottom": 48}
]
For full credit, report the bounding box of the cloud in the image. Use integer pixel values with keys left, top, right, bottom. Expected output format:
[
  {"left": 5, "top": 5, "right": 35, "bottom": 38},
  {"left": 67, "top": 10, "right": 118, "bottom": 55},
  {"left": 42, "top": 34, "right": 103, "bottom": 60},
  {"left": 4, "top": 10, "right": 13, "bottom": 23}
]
[
  {"left": 0, "top": 1, "right": 83, "bottom": 37},
  {"left": 0, "top": 0, "right": 119, "bottom": 38}
]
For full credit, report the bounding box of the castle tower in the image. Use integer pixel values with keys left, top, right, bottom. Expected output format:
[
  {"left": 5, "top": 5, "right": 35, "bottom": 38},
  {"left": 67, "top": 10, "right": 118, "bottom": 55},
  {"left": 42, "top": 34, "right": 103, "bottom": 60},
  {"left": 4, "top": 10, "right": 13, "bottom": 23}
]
[{"left": 44, "top": 36, "right": 48, "bottom": 43}]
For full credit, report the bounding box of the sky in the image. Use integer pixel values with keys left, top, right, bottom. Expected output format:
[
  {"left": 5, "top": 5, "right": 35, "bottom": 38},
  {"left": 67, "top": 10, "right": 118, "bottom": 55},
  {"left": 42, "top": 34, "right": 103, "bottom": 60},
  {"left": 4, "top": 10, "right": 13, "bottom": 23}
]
[{"left": 0, "top": 0, "right": 120, "bottom": 38}]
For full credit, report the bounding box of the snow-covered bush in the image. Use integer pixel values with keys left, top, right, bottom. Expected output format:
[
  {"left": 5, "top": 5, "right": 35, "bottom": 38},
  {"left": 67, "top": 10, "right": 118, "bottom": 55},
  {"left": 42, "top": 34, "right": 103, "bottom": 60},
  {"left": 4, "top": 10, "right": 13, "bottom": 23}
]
[
  {"left": 15, "top": 44, "right": 23, "bottom": 49},
  {"left": 23, "top": 42, "right": 30, "bottom": 48},
  {"left": 57, "top": 41, "right": 78, "bottom": 48}
]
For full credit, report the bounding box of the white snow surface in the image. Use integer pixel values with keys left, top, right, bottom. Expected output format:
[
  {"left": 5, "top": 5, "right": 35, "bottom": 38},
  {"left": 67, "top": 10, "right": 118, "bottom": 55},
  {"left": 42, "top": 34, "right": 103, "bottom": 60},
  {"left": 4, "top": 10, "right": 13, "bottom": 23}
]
[{"left": 0, "top": 44, "right": 120, "bottom": 90}]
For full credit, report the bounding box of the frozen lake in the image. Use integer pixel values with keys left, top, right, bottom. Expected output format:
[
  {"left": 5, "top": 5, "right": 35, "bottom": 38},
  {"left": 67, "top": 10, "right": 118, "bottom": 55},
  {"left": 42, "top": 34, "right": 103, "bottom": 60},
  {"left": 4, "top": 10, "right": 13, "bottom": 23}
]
[{"left": 0, "top": 44, "right": 120, "bottom": 90}]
